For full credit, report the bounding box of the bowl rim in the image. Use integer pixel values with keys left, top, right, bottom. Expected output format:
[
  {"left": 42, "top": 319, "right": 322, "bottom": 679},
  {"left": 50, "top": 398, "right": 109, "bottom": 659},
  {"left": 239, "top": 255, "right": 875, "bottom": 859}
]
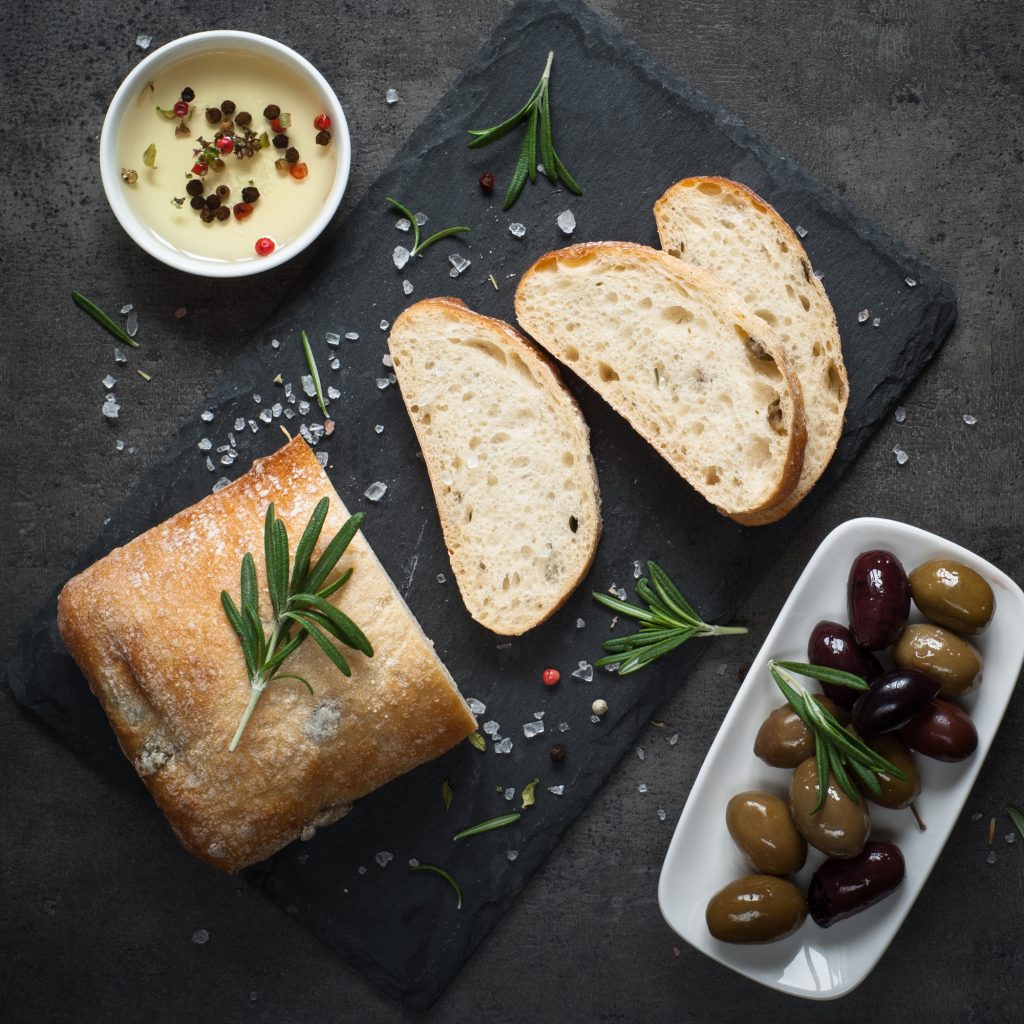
[{"left": 99, "top": 30, "right": 351, "bottom": 278}]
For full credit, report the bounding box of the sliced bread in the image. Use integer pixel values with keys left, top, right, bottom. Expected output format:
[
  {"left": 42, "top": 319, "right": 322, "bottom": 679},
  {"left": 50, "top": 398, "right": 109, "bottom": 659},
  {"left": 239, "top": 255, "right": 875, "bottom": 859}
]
[
  {"left": 387, "top": 298, "right": 601, "bottom": 636},
  {"left": 654, "top": 176, "right": 848, "bottom": 524},
  {"left": 514, "top": 242, "right": 807, "bottom": 517}
]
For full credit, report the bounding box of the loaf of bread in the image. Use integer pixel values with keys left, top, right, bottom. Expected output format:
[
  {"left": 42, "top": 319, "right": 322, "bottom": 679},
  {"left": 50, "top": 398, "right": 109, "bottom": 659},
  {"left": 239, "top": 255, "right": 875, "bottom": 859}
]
[
  {"left": 514, "top": 242, "right": 807, "bottom": 517},
  {"left": 388, "top": 298, "right": 601, "bottom": 635},
  {"left": 654, "top": 176, "right": 848, "bottom": 523},
  {"left": 57, "top": 438, "right": 477, "bottom": 872}
]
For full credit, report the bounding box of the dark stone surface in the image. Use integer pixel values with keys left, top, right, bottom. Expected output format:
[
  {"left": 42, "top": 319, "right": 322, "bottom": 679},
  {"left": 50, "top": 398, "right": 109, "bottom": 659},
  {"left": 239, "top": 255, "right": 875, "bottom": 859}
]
[{"left": 1, "top": 1, "right": 1021, "bottom": 1021}]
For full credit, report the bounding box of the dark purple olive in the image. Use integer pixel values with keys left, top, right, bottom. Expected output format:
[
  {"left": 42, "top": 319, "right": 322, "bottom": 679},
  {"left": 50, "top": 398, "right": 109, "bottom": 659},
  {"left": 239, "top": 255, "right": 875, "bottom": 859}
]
[
  {"left": 900, "top": 698, "right": 978, "bottom": 761},
  {"left": 807, "top": 840, "right": 905, "bottom": 927},
  {"left": 847, "top": 549, "right": 910, "bottom": 650},
  {"left": 851, "top": 669, "right": 941, "bottom": 737},
  {"left": 807, "top": 620, "right": 884, "bottom": 708}
]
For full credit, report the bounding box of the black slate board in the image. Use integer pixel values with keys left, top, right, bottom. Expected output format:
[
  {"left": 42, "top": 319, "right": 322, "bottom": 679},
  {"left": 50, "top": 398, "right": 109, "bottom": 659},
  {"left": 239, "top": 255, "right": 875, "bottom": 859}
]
[{"left": 6, "top": 0, "right": 956, "bottom": 1010}]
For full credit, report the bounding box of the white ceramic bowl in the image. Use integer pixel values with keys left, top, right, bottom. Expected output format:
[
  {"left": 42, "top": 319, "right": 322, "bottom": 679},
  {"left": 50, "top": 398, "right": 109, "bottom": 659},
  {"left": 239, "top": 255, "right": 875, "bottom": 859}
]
[
  {"left": 99, "top": 31, "right": 351, "bottom": 277},
  {"left": 659, "top": 517, "right": 1024, "bottom": 999}
]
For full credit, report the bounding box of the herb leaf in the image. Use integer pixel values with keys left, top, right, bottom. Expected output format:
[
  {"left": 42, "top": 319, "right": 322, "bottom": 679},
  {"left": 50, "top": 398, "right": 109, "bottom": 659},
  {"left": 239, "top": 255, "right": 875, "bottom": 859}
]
[
  {"left": 467, "top": 731, "right": 487, "bottom": 752},
  {"left": 441, "top": 778, "right": 454, "bottom": 811},
  {"left": 71, "top": 291, "right": 140, "bottom": 348},
  {"left": 300, "top": 330, "right": 328, "bottom": 418},
  {"left": 1008, "top": 805, "right": 1024, "bottom": 841},
  {"left": 592, "top": 562, "right": 746, "bottom": 675},
  {"left": 385, "top": 197, "right": 469, "bottom": 257},
  {"left": 521, "top": 778, "right": 539, "bottom": 810},
  {"left": 453, "top": 812, "right": 521, "bottom": 841},
  {"left": 409, "top": 862, "right": 463, "bottom": 910}
]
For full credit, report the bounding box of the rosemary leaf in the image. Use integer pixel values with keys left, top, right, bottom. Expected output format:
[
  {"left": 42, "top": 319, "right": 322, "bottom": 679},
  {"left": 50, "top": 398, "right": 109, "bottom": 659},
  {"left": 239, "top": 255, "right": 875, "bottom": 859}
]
[
  {"left": 301, "top": 330, "right": 328, "bottom": 418},
  {"left": 453, "top": 812, "right": 521, "bottom": 841},
  {"left": 1008, "top": 805, "right": 1024, "bottom": 840},
  {"left": 291, "top": 497, "right": 330, "bottom": 594},
  {"left": 414, "top": 224, "right": 471, "bottom": 256},
  {"left": 305, "top": 513, "right": 364, "bottom": 593},
  {"left": 441, "top": 778, "right": 454, "bottom": 811},
  {"left": 773, "top": 659, "right": 869, "bottom": 693},
  {"left": 467, "top": 731, "right": 487, "bottom": 752},
  {"left": 521, "top": 778, "right": 539, "bottom": 810},
  {"left": 283, "top": 611, "right": 352, "bottom": 676},
  {"left": 71, "top": 290, "right": 140, "bottom": 348},
  {"left": 409, "top": 862, "right": 463, "bottom": 910},
  {"left": 291, "top": 592, "right": 373, "bottom": 655}
]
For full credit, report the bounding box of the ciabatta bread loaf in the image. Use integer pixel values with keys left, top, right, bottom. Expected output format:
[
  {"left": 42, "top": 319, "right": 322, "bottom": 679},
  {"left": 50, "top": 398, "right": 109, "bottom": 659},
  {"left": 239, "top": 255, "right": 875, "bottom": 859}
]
[
  {"left": 654, "top": 176, "right": 848, "bottom": 523},
  {"left": 388, "top": 298, "right": 601, "bottom": 635},
  {"left": 514, "top": 242, "right": 806, "bottom": 517}
]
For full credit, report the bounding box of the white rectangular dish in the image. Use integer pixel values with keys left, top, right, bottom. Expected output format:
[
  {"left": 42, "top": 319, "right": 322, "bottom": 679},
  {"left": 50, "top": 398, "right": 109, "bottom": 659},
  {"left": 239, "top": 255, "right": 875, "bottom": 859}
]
[{"left": 658, "top": 516, "right": 1024, "bottom": 999}]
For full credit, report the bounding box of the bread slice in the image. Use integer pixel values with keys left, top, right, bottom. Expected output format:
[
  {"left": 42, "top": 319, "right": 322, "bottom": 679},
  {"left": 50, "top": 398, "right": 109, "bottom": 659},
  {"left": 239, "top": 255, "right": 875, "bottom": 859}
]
[
  {"left": 654, "top": 176, "right": 848, "bottom": 524},
  {"left": 387, "top": 298, "right": 601, "bottom": 636},
  {"left": 514, "top": 242, "right": 807, "bottom": 518}
]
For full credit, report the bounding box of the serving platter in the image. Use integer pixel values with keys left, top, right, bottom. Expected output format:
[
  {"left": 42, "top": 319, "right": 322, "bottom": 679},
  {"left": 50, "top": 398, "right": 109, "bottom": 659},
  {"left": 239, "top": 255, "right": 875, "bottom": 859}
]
[{"left": 659, "top": 517, "right": 1024, "bottom": 998}]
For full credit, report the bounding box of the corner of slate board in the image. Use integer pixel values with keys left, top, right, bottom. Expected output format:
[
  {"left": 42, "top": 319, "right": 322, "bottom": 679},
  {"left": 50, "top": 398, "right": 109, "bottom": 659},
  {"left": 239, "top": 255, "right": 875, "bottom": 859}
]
[{"left": 6, "top": 0, "right": 957, "bottom": 1011}]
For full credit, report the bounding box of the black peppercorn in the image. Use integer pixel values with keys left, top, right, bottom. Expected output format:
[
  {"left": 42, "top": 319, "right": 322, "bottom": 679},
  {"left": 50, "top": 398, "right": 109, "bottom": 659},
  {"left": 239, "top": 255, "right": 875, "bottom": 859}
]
[
  {"left": 199, "top": 208, "right": 215, "bottom": 223},
  {"left": 205, "top": 194, "right": 221, "bottom": 210},
  {"left": 241, "top": 186, "right": 260, "bottom": 203},
  {"left": 315, "top": 129, "right": 331, "bottom": 146},
  {"left": 216, "top": 184, "right": 230, "bottom": 200},
  {"left": 235, "top": 110, "right": 252, "bottom": 127},
  {"left": 285, "top": 146, "right": 299, "bottom": 163},
  {"left": 220, "top": 99, "right": 236, "bottom": 115},
  {"left": 549, "top": 745, "right": 566, "bottom": 763},
  {"left": 264, "top": 104, "right": 281, "bottom": 120},
  {"left": 215, "top": 205, "right": 231, "bottom": 221},
  {"left": 272, "top": 134, "right": 289, "bottom": 149},
  {"left": 180, "top": 86, "right": 195, "bottom": 102},
  {"left": 186, "top": 179, "right": 204, "bottom": 197},
  {"left": 205, "top": 106, "right": 222, "bottom": 124},
  {"left": 189, "top": 195, "right": 205, "bottom": 210}
]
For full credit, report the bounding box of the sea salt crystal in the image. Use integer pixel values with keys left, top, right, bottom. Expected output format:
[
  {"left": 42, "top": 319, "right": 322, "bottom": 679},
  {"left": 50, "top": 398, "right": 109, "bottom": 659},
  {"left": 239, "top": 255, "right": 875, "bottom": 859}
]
[
  {"left": 120, "top": 304, "right": 134, "bottom": 315},
  {"left": 228, "top": 431, "right": 236, "bottom": 446},
  {"left": 638, "top": 783, "right": 648, "bottom": 794},
  {"left": 298, "top": 400, "right": 311, "bottom": 415},
  {"left": 506, "top": 849, "right": 519, "bottom": 862},
  {"left": 364, "top": 481, "right": 388, "bottom": 503},
  {"left": 394, "top": 218, "right": 411, "bottom": 233},
  {"left": 301, "top": 375, "right": 316, "bottom": 397},
  {"left": 316, "top": 452, "right": 328, "bottom": 467},
  {"left": 200, "top": 410, "right": 214, "bottom": 422},
  {"left": 345, "top": 331, "right": 359, "bottom": 341},
  {"left": 380, "top": 319, "right": 390, "bottom": 330},
  {"left": 558, "top": 722, "right": 570, "bottom": 733},
  {"left": 357, "top": 866, "right": 367, "bottom": 875},
  {"left": 375, "top": 851, "right": 394, "bottom": 868},
  {"left": 327, "top": 386, "right": 341, "bottom": 400},
  {"left": 220, "top": 452, "right": 236, "bottom": 466},
  {"left": 257, "top": 409, "right": 272, "bottom": 424},
  {"left": 376, "top": 377, "right": 390, "bottom": 390},
  {"left": 548, "top": 785, "right": 565, "bottom": 796},
  {"left": 494, "top": 737, "right": 513, "bottom": 754},
  {"left": 392, "top": 245, "right": 410, "bottom": 270},
  {"left": 482, "top": 720, "right": 500, "bottom": 736},
  {"left": 407, "top": 858, "right": 419, "bottom": 868},
  {"left": 556, "top": 209, "right": 576, "bottom": 235},
  {"left": 523, "top": 720, "right": 545, "bottom": 738},
  {"left": 657, "top": 808, "right": 667, "bottom": 821},
  {"left": 234, "top": 417, "right": 245, "bottom": 431},
  {"left": 125, "top": 312, "right": 139, "bottom": 337},
  {"left": 382, "top": 354, "right": 394, "bottom": 367},
  {"left": 508, "top": 222, "right": 526, "bottom": 238},
  {"left": 271, "top": 338, "right": 280, "bottom": 349},
  {"left": 576, "top": 618, "right": 585, "bottom": 629},
  {"left": 986, "top": 850, "right": 997, "bottom": 865},
  {"left": 1007, "top": 832, "right": 1017, "bottom": 844},
  {"left": 795, "top": 225, "right": 808, "bottom": 238},
  {"left": 212, "top": 477, "right": 231, "bottom": 493},
  {"left": 253, "top": 394, "right": 262, "bottom": 403},
  {"left": 668, "top": 733, "right": 679, "bottom": 746},
  {"left": 893, "top": 447, "right": 909, "bottom": 466},
  {"left": 284, "top": 383, "right": 294, "bottom": 400},
  {"left": 894, "top": 406, "right": 907, "bottom": 423},
  {"left": 216, "top": 444, "right": 231, "bottom": 453},
  {"left": 102, "top": 374, "right": 117, "bottom": 390},
  {"left": 448, "top": 253, "right": 471, "bottom": 276},
  {"left": 326, "top": 332, "right": 341, "bottom": 347},
  {"left": 271, "top": 403, "right": 282, "bottom": 418},
  {"left": 963, "top": 414, "right": 978, "bottom": 426},
  {"left": 872, "top": 317, "right": 881, "bottom": 328},
  {"left": 633, "top": 560, "right": 642, "bottom": 579},
  {"left": 414, "top": 212, "right": 428, "bottom": 226},
  {"left": 590, "top": 715, "right": 601, "bottom": 723},
  {"left": 191, "top": 928, "right": 208, "bottom": 944},
  {"left": 971, "top": 812, "right": 983, "bottom": 822},
  {"left": 504, "top": 788, "right": 516, "bottom": 801},
  {"left": 306, "top": 422, "right": 324, "bottom": 443},
  {"left": 637, "top": 747, "right": 645, "bottom": 761},
  {"left": 858, "top": 309, "right": 870, "bottom": 324},
  {"left": 905, "top": 277, "right": 918, "bottom": 287},
  {"left": 533, "top": 711, "right": 545, "bottom": 720},
  {"left": 402, "top": 279, "right": 414, "bottom": 295},
  {"left": 114, "top": 348, "right": 128, "bottom": 364},
  {"left": 385, "top": 88, "right": 399, "bottom": 104},
  {"left": 330, "top": 358, "right": 341, "bottom": 370},
  {"left": 467, "top": 698, "right": 487, "bottom": 716},
  {"left": 814, "top": 270, "right": 825, "bottom": 280},
  {"left": 206, "top": 457, "right": 214, "bottom": 471},
  {"left": 375, "top": 424, "right": 384, "bottom": 434},
  {"left": 572, "top": 661, "right": 594, "bottom": 682},
  {"left": 284, "top": 408, "right": 295, "bottom": 419},
  {"left": 136, "top": 34, "right": 151, "bottom": 50},
  {"left": 102, "top": 394, "right": 120, "bottom": 420},
  {"left": 388, "top": 372, "right": 397, "bottom": 384},
  {"left": 615, "top": 587, "right": 627, "bottom": 600},
  {"left": 115, "top": 439, "right": 125, "bottom": 452},
  {"left": 436, "top": 573, "right": 446, "bottom": 584}
]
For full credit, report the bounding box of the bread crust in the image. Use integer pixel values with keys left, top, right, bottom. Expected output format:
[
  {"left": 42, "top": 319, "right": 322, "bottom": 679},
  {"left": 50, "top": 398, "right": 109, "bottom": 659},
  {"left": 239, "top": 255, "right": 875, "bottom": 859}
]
[
  {"left": 514, "top": 241, "right": 807, "bottom": 517},
  {"left": 654, "top": 176, "right": 848, "bottom": 524},
  {"left": 57, "top": 438, "right": 476, "bottom": 872},
  {"left": 388, "top": 297, "right": 602, "bottom": 635}
]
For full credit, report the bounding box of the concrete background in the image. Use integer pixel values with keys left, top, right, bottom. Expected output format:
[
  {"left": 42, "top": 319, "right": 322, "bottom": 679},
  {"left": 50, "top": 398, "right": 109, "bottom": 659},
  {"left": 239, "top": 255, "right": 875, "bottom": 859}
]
[{"left": 2, "top": 1, "right": 1022, "bottom": 1021}]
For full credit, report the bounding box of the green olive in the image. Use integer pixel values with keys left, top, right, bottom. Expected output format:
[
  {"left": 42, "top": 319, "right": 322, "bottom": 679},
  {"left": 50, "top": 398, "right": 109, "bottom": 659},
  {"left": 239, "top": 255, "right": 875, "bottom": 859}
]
[
  {"left": 893, "top": 623, "right": 983, "bottom": 697},
  {"left": 857, "top": 733, "right": 921, "bottom": 809},
  {"left": 754, "top": 695, "right": 844, "bottom": 768},
  {"left": 705, "top": 875, "right": 807, "bottom": 944},
  {"left": 909, "top": 559, "right": 995, "bottom": 636},
  {"left": 726, "top": 791, "right": 807, "bottom": 875},
  {"left": 789, "top": 756, "right": 870, "bottom": 858}
]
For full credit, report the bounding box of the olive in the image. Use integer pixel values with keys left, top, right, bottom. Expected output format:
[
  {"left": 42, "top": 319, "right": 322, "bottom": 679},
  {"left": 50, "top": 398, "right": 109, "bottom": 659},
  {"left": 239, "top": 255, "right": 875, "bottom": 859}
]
[
  {"left": 909, "top": 559, "right": 995, "bottom": 636},
  {"left": 705, "top": 875, "right": 807, "bottom": 944},
  {"left": 848, "top": 549, "right": 910, "bottom": 650},
  {"left": 855, "top": 733, "right": 920, "bottom": 809},
  {"left": 807, "top": 620, "right": 884, "bottom": 707},
  {"left": 900, "top": 698, "right": 978, "bottom": 762},
  {"left": 807, "top": 841, "right": 905, "bottom": 927},
  {"left": 851, "top": 669, "right": 940, "bottom": 738},
  {"left": 893, "top": 623, "right": 983, "bottom": 698},
  {"left": 790, "top": 756, "right": 870, "bottom": 858},
  {"left": 726, "top": 791, "right": 807, "bottom": 875},
  {"left": 754, "top": 695, "right": 845, "bottom": 768}
]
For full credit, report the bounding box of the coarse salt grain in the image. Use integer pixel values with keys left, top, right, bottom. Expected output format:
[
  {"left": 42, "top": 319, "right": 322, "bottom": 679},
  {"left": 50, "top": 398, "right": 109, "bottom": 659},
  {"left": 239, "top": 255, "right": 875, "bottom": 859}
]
[
  {"left": 572, "top": 661, "right": 594, "bottom": 682},
  {"left": 191, "top": 928, "right": 208, "bottom": 944},
  {"left": 402, "top": 279, "right": 414, "bottom": 296},
  {"left": 494, "top": 737, "right": 513, "bottom": 754},
  {"left": 858, "top": 309, "right": 870, "bottom": 324},
  {"left": 963, "top": 414, "right": 978, "bottom": 426},
  {"left": 136, "top": 34, "right": 152, "bottom": 50},
  {"left": 872, "top": 317, "right": 881, "bottom": 328},
  {"left": 380, "top": 319, "right": 390, "bottom": 330},
  {"left": 548, "top": 785, "right": 565, "bottom": 796},
  {"left": 894, "top": 406, "right": 907, "bottom": 423},
  {"left": 364, "top": 481, "right": 388, "bottom": 503},
  {"left": 326, "top": 332, "right": 340, "bottom": 347},
  {"left": 522, "top": 720, "right": 545, "bottom": 738},
  {"left": 345, "top": 331, "right": 359, "bottom": 341},
  {"left": 327, "top": 386, "right": 341, "bottom": 400},
  {"left": 506, "top": 849, "right": 519, "bottom": 862},
  {"left": 657, "top": 808, "right": 667, "bottom": 821},
  {"left": 375, "top": 377, "right": 390, "bottom": 390},
  {"left": 436, "top": 573, "right": 446, "bottom": 584},
  {"left": 556, "top": 209, "right": 576, "bottom": 235},
  {"left": 482, "top": 720, "right": 500, "bottom": 736},
  {"left": 893, "top": 447, "right": 909, "bottom": 466},
  {"left": 668, "top": 733, "right": 679, "bottom": 746},
  {"left": 114, "top": 348, "right": 128, "bottom": 364},
  {"left": 375, "top": 851, "right": 394, "bottom": 868},
  {"left": 374, "top": 424, "right": 384, "bottom": 434},
  {"left": 576, "top": 617, "right": 585, "bottom": 629},
  {"left": 558, "top": 721, "right": 570, "bottom": 733},
  {"left": 508, "top": 222, "right": 526, "bottom": 238},
  {"left": 212, "top": 477, "right": 231, "bottom": 493},
  {"left": 467, "top": 698, "right": 486, "bottom": 716},
  {"left": 385, "top": 88, "right": 399, "bottom": 104},
  {"left": 504, "top": 787, "right": 516, "bottom": 801},
  {"left": 200, "top": 410, "right": 214, "bottom": 422},
  {"left": 102, "top": 395, "right": 120, "bottom": 420},
  {"left": 394, "top": 218, "right": 411, "bottom": 233},
  {"left": 905, "top": 277, "right": 917, "bottom": 287},
  {"left": 638, "top": 782, "right": 648, "bottom": 794}
]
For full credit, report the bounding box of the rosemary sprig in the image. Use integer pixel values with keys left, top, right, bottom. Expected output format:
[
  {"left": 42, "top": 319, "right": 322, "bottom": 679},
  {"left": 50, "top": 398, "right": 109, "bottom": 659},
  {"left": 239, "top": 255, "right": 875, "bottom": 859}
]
[
  {"left": 467, "top": 50, "right": 581, "bottom": 209},
  {"left": 385, "top": 197, "right": 469, "bottom": 256},
  {"left": 300, "top": 330, "right": 328, "bottom": 419},
  {"left": 592, "top": 562, "right": 747, "bottom": 675},
  {"left": 453, "top": 812, "right": 521, "bottom": 841},
  {"left": 222, "top": 499, "right": 372, "bottom": 751},
  {"left": 409, "top": 862, "right": 463, "bottom": 910},
  {"left": 71, "top": 290, "right": 140, "bottom": 348},
  {"left": 769, "top": 660, "right": 906, "bottom": 812},
  {"left": 1008, "top": 805, "right": 1024, "bottom": 841}
]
